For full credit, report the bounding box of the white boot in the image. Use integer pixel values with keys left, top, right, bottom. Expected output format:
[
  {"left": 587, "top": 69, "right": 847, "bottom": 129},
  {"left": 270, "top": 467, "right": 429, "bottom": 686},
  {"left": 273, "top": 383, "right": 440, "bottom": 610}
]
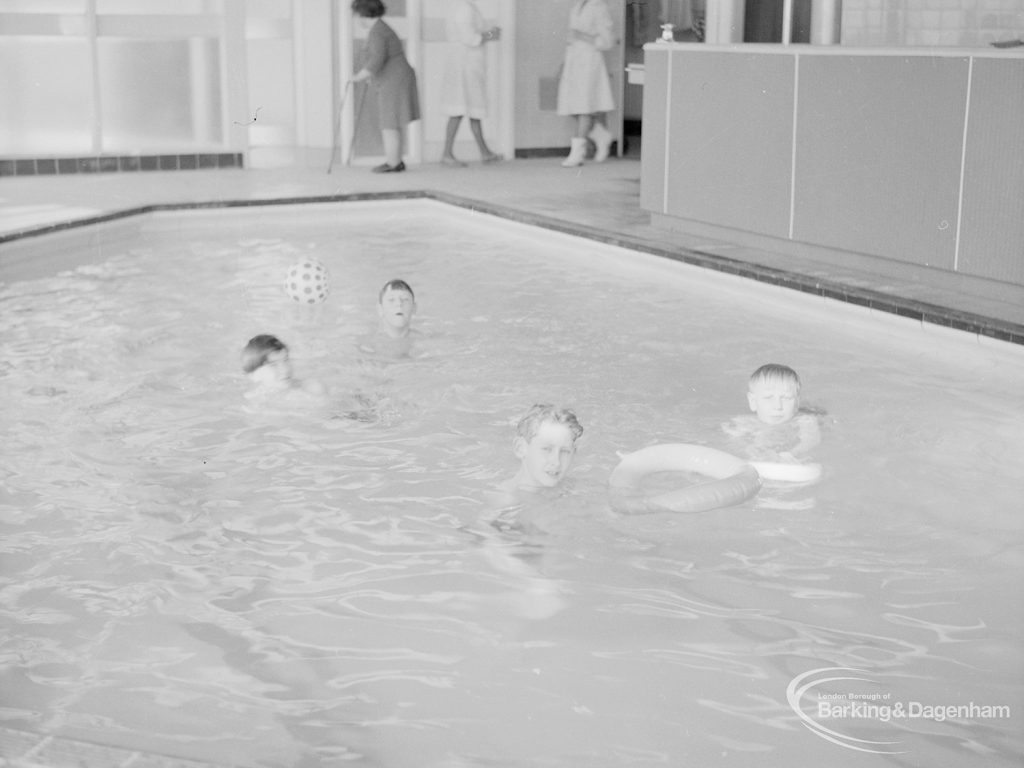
[
  {"left": 561, "top": 137, "right": 588, "bottom": 167},
  {"left": 589, "top": 123, "right": 613, "bottom": 162}
]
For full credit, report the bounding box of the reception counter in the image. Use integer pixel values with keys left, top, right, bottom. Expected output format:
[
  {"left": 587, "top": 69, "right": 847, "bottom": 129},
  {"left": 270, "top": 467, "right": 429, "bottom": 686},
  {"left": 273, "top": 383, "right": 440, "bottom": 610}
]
[{"left": 640, "top": 44, "right": 1024, "bottom": 289}]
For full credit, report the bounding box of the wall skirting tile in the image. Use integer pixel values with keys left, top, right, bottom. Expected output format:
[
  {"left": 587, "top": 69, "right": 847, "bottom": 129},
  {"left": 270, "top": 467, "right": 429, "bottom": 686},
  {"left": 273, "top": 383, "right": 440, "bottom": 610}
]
[{"left": 0, "top": 153, "right": 243, "bottom": 177}]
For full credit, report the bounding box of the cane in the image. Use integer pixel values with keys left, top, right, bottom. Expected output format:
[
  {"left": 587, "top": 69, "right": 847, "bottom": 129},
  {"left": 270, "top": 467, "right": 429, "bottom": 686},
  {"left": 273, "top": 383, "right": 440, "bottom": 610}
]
[
  {"left": 347, "top": 82, "right": 368, "bottom": 167},
  {"left": 326, "top": 80, "right": 353, "bottom": 174}
]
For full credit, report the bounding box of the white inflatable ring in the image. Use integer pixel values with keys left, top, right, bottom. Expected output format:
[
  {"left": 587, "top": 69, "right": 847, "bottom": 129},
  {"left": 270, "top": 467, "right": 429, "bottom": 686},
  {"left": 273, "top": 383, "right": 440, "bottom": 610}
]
[
  {"left": 749, "top": 460, "right": 823, "bottom": 484},
  {"left": 609, "top": 444, "right": 762, "bottom": 514}
]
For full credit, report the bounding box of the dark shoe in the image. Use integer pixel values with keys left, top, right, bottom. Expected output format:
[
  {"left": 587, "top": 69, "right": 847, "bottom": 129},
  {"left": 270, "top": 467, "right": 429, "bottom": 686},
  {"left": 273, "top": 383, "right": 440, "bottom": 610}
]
[{"left": 372, "top": 161, "right": 405, "bottom": 173}]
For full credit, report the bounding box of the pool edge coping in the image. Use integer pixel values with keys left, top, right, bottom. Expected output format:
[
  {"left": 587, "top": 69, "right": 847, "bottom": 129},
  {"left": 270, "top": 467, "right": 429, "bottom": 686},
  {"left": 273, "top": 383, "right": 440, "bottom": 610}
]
[{"left": 2, "top": 189, "right": 1022, "bottom": 347}]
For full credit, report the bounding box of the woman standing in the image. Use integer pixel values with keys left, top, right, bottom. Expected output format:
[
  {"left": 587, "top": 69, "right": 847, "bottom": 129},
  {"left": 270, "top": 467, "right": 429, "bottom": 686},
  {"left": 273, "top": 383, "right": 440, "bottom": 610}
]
[
  {"left": 440, "top": 0, "right": 502, "bottom": 166},
  {"left": 350, "top": 0, "right": 421, "bottom": 173},
  {"left": 556, "top": 0, "right": 616, "bottom": 167}
]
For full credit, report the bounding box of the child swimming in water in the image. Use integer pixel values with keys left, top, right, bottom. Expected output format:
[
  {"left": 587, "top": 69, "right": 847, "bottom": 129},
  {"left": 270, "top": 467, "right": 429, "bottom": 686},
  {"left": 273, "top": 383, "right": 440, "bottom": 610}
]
[
  {"left": 502, "top": 403, "right": 584, "bottom": 492},
  {"left": 476, "top": 403, "right": 582, "bottom": 618},
  {"left": 241, "top": 334, "right": 325, "bottom": 403},
  {"left": 722, "top": 363, "right": 822, "bottom": 462},
  {"left": 242, "top": 334, "right": 394, "bottom": 422},
  {"left": 359, "top": 278, "right": 419, "bottom": 358}
]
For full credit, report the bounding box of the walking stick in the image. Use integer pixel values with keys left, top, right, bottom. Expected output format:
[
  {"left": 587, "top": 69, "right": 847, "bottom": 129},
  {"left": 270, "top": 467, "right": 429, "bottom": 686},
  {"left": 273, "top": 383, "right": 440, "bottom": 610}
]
[
  {"left": 326, "top": 80, "right": 353, "bottom": 174},
  {"left": 347, "top": 82, "right": 368, "bottom": 167}
]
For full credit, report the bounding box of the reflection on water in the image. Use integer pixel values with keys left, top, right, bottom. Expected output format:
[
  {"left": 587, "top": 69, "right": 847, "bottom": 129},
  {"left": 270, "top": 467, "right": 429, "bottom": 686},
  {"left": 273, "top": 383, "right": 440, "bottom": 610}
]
[{"left": 1, "top": 202, "right": 1022, "bottom": 767}]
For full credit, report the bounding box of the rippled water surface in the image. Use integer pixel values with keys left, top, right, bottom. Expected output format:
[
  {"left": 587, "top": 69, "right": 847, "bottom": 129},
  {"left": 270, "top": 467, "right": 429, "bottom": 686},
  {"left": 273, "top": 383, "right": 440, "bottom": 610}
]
[{"left": 1, "top": 201, "right": 1022, "bottom": 767}]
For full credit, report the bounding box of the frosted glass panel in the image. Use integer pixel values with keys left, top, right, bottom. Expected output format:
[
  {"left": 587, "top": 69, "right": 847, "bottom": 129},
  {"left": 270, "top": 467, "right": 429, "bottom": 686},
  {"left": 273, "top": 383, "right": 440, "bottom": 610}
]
[
  {"left": 245, "top": 38, "right": 295, "bottom": 146},
  {"left": 0, "top": 0, "right": 85, "bottom": 12},
  {"left": 244, "top": 0, "right": 292, "bottom": 18},
  {"left": 98, "top": 37, "right": 223, "bottom": 151},
  {"left": 842, "top": 0, "right": 1024, "bottom": 46},
  {"left": 95, "top": 0, "right": 223, "bottom": 14},
  {"left": 0, "top": 38, "right": 93, "bottom": 155}
]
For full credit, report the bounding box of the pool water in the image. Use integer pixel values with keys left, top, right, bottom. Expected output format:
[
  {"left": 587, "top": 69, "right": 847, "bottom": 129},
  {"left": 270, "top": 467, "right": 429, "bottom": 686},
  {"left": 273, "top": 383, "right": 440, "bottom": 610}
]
[{"left": 1, "top": 200, "right": 1022, "bottom": 768}]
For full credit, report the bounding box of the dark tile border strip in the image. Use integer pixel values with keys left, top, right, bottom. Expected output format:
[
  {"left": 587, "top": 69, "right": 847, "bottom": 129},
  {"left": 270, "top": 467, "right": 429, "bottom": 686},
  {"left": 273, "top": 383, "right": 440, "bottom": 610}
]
[
  {"left": 1, "top": 189, "right": 1022, "bottom": 347},
  {"left": 0, "top": 153, "right": 243, "bottom": 177},
  {"left": 514, "top": 147, "right": 571, "bottom": 159}
]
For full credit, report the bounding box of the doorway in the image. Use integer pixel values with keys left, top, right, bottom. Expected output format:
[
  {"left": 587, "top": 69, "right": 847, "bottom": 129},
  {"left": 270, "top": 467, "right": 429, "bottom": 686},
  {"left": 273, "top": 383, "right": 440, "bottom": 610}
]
[
  {"left": 743, "top": 0, "right": 811, "bottom": 43},
  {"left": 622, "top": 1, "right": 705, "bottom": 158}
]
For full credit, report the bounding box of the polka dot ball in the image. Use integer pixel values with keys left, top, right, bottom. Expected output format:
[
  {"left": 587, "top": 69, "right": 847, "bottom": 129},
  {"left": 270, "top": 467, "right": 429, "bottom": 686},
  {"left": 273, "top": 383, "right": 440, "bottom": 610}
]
[{"left": 284, "top": 258, "right": 330, "bottom": 304}]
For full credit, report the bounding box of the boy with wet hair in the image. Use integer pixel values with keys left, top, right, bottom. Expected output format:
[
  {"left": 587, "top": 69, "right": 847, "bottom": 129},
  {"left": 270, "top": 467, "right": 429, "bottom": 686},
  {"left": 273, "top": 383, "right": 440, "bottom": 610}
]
[
  {"left": 360, "top": 278, "right": 419, "bottom": 358},
  {"left": 723, "top": 363, "right": 821, "bottom": 461},
  {"left": 506, "top": 403, "right": 584, "bottom": 491},
  {"left": 746, "top": 363, "right": 803, "bottom": 425},
  {"left": 474, "top": 403, "right": 580, "bottom": 618},
  {"left": 241, "top": 334, "right": 324, "bottom": 401},
  {"left": 242, "top": 334, "right": 291, "bottom": 385},
  {"left": 377, "top": 278, "right": 416, "bottom": 338}
]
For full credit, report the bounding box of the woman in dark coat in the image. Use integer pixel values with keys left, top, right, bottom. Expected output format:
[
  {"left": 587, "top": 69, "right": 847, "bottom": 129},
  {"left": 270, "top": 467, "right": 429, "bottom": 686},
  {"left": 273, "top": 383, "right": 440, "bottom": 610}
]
[{"left": 351, "top": 0, "right": 421, "bottom": 173}]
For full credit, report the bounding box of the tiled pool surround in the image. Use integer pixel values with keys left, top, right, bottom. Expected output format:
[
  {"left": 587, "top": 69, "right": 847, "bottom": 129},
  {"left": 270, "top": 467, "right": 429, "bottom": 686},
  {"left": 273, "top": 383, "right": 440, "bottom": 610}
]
[{"left": 1, "top": 190, "right": 1022, "bottom": 347}]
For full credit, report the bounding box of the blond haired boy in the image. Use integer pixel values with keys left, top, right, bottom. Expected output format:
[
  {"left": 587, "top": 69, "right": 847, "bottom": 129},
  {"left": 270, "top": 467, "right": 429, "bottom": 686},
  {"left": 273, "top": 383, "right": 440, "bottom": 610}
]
[{"left": 724, "top": 364, "right": 822, "bottom": 462}]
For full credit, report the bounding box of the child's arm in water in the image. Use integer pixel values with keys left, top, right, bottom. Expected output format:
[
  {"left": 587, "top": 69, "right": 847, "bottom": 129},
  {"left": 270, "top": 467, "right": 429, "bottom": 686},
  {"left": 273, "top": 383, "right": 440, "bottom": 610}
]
[
  {"left": 721, "top": 415, "right": 752, "bottom": 439},
  {"left": 245, "top": 377, "right": 326, "bottom": 407},
  {"left": 792, "top": 412, "right": 822, "bottom": 457},
  {"left": 722, "top": 413, "right": 820, "bottom": 463},
  {"left": 760, "top": 413, "right": 822, "bottom": 462}
]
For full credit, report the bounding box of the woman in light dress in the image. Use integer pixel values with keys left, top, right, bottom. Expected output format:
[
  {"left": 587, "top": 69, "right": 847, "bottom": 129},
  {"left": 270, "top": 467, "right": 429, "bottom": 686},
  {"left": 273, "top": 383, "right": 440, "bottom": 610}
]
[
  {"left": 440, "top": 0, "right": 502, "bottom": 166},
  {"left": 557, "top": 0, "right": 616, "bottom": 167}
]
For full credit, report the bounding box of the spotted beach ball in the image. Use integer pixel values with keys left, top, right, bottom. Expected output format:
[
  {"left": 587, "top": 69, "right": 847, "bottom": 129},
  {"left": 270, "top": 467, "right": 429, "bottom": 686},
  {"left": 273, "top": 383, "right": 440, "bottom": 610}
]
[{"left": 284, "top": 258, "right": 330, "bottom": 304}]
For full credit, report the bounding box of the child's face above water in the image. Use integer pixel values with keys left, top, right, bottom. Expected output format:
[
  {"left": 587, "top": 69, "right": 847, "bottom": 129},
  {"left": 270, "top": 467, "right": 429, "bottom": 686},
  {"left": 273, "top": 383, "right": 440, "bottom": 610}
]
[
  {"left": 747, "top": 379, "right": 799, "bottom": 424},
  {"left": 515, "top": 420, "right": 577, "bottom": 489},
  {"left": 249, "top": 350, "right": 292, "bottom": 387},
  {"left": 378, "top": 288, "right": 416, "bottom": 333}
]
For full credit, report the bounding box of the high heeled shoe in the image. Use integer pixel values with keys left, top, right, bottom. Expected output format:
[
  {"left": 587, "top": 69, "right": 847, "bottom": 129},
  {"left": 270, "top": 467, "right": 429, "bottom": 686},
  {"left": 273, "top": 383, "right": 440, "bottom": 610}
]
[{"left": 372, "top": 161, "right": 406, "bottom": 174}]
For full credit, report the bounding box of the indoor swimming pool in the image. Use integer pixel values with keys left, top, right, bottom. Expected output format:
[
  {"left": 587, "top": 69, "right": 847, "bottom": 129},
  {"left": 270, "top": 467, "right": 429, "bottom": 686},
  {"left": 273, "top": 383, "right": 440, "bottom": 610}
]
[{"left": 1, "top": 199, "right": 1022, "bottom": 767}]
